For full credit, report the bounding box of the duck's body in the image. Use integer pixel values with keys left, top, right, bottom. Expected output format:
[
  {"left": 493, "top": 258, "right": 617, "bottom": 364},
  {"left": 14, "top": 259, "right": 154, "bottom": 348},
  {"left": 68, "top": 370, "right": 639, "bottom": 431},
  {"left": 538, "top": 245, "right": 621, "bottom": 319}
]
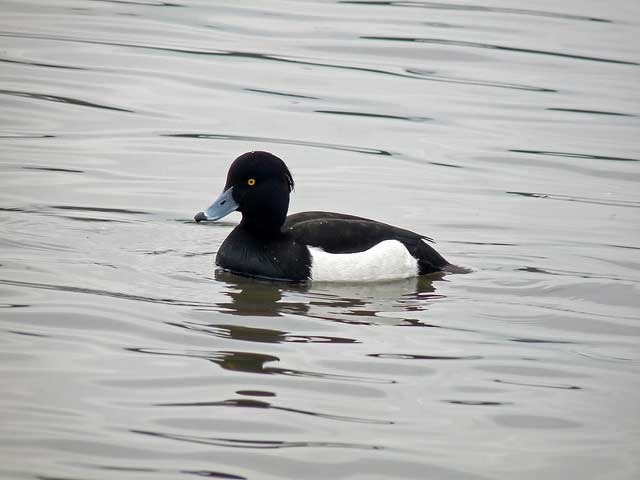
[{"left": 195, "top": 151, "right": 450, "bottom": 282}]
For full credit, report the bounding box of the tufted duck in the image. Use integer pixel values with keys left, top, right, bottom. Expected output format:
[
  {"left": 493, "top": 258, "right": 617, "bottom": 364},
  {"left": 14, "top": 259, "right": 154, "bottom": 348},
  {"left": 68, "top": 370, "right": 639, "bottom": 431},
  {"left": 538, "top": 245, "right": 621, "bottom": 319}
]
[{"left": 195, "top": 151, "right": 450, "bottom": 282}]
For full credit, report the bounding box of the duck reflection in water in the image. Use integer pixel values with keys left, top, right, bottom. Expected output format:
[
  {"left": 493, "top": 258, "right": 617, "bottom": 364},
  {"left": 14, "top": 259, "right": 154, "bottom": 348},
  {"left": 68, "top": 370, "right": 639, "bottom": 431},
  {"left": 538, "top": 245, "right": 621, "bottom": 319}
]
[
  {"left": 213, "top": 269, "right": 445, "bottom": 326},
  {"left": 153, "top": 272, "right": 447, "bottom": 380},
  {"left": 214, "top": 269, "right": 309, "bottom": 317}
]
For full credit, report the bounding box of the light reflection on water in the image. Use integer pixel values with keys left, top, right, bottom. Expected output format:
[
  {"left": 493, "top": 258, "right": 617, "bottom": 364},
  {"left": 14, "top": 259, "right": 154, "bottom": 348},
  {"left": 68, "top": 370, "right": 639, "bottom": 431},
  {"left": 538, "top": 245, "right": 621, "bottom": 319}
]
[{"left": 1, "top": 0, "right": 639, "bottom": 479}]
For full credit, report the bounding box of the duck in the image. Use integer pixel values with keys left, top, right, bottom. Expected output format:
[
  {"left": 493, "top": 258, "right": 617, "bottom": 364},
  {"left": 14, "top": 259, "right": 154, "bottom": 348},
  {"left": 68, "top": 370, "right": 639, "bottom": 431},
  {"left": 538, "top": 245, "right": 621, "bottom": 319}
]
[{"left": 194, "top": 151, "right": 450, "bottom": 282}]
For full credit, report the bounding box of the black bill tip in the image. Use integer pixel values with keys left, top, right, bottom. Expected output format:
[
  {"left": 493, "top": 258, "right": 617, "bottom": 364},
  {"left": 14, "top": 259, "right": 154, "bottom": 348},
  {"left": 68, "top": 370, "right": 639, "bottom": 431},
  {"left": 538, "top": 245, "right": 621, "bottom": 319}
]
[{"left": 194, "top": 211, "right": 207, "bottom": 223}]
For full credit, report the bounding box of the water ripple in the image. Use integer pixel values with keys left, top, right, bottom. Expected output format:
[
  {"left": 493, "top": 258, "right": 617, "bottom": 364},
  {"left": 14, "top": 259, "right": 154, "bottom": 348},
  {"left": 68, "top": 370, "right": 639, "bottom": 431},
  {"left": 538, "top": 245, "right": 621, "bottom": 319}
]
[
  {"left": 132, "top": 429, "right": 381, "bottom": 450},
  {"left": 0, "top": 278, "right": 216, "bottom": 308},
  {"left": 369, "top": 353, "right": 482, "bottom": 360},
  {"left": 340, "top": 1, "right": 611, "bottom": 23},
  {"left": 405, "top": 68, "right": 555, "bottom": 92},
  {"left": 509, "top": 149, "right": 639, "bottom": 162},
  {"left": 0, "top": 204, "right": 148, "bottom": 223},
  {"left": 0, "top": 31, "right": 557, "bottom": 92},
  {"left": 517, "top": 266, "right": 637, "bottom": 283},
  {"left": 506, "top": 191, "right": 640, "bottom": 208},
  {"left": 164, "top": 133, "right": 392, "bottom": 156},
  {"left": 22, "top": 166, "right": 83, "bottom": 173},
  {"left": 129, "top": 348, "right": 395, "bottom": 384},
  {"left": 0, "top": 57, "right": 87, "bottom": 70},
  {"left": 547, "top": 108, "right": 635, "bottom": 117},
  {"left": 169, "top": 321, "right": 359, "bottom": 344},
  {"left": 89, "top": 0, "right": 183, "bottom": 6},
  {"left": 180, "top": 471, "right": 246, "bottom": 480},
  {"left": 0, "top": 134, "right": 55, "bottom": 139},
  {"left": 315, "top": 110, "right": 431, "bottom": 122},
  {"left": 0, "top": 89, "right": 134, "bottom": 113},
  {"left": 244, "top": 88, "right": 319, "bottom": 100},
  {"left": 445, "top": 400, "right": 512, "bottom": 406},
  {"left": 493, "top": 379, "right": 581, "bottom": 390},
  {"left": 362, "top": 36, "right": 638, "bottom": 65},
  {"left": 50, "top": 205, "right": 149, "bottom": 215},
  {"left": 154, "top": 398, "right": 393, "bottom": 425}
]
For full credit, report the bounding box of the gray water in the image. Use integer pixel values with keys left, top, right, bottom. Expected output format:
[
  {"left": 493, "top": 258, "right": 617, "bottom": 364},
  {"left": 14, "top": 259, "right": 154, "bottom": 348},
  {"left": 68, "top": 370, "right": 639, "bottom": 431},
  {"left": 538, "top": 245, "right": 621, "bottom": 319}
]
[{"left": 1, "top": 1, "right": 639, "bottom": 479}]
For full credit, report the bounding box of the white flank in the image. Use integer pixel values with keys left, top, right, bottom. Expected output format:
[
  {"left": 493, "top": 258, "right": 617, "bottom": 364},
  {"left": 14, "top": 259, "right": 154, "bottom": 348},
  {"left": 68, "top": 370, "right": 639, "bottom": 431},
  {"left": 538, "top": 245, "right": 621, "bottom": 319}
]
[{"left": 309, "top": 240, "right": 418, "bottom": 282}]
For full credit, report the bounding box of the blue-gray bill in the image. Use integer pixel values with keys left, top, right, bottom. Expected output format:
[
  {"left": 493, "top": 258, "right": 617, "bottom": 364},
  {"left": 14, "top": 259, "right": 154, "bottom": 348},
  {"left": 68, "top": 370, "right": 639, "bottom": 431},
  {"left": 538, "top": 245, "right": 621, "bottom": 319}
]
[{"left": 194, "top": 187, "right": 238, "bottom": 222}]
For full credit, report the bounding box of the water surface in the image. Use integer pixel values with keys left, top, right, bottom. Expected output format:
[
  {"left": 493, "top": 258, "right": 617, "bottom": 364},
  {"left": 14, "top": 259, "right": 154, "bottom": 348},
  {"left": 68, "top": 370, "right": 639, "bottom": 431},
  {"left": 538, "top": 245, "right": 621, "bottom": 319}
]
[{"left": 1, "top": 1, "right": 639, "bottom": 479}]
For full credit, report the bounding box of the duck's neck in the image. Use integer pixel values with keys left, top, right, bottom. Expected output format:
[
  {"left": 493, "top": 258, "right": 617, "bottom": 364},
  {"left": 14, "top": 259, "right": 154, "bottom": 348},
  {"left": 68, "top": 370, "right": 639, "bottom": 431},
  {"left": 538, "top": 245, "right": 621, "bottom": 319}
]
[
  {"left": 238, "top": 186, "right": 289, "bottom": 238},
  {"left": 240, "top": 215, "right": 285, "bottom": 238}
]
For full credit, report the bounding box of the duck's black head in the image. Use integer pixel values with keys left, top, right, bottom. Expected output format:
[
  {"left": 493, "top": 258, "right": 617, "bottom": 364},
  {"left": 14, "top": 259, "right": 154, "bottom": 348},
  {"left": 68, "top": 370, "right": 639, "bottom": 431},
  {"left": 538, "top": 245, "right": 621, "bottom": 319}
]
[{"left": 195, "top": 151, "right": 294, "bottom": 235}]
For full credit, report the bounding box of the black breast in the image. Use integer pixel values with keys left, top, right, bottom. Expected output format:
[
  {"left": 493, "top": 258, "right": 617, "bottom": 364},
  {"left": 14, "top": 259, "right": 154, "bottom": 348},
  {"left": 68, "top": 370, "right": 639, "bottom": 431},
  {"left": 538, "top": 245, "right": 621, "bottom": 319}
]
[{"left": 216, "top": 226, "right": 311, "bottom": 282}]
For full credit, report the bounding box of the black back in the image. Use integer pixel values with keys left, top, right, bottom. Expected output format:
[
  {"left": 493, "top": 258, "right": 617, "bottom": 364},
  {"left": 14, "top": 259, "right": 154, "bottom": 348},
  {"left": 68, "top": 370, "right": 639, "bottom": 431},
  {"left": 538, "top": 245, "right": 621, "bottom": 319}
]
[{"left": 284, "top": 211, "right": 449, "bottom": 274}]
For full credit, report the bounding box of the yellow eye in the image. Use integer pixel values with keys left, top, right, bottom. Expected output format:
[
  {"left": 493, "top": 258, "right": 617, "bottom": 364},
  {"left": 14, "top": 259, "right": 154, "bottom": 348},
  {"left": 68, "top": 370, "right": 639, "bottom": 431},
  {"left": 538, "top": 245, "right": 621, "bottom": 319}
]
[{"left": 247, "top": 178, "right": 256, "bottom": 186}]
